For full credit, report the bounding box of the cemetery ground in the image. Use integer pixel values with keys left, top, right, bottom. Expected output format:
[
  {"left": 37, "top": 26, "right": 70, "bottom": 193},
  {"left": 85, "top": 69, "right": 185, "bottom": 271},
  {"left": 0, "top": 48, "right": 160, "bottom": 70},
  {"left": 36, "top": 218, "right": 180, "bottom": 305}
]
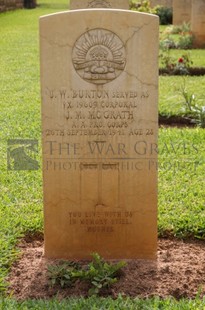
[{"left": 0, "top": 0, "right": 205, "bottom": 308}]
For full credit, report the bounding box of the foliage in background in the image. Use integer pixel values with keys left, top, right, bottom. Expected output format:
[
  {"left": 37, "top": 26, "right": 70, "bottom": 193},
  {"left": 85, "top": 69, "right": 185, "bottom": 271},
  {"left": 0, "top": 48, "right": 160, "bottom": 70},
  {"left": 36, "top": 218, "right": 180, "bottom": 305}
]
[
  {"left": 155, "top": 6, "right": 173, "bottom": 25},
  {"left": 129, "top": 0, "right": 156, "bottom": 13},
  {"left": 159, "top": 76, "right": 205, "bottom": 117},
  {"left": 48, "top": 253, "right": 126, "bottom": 296},
  {"left": 159, "top": 48, "right": 175, "bottom": 70},
  {"left": 160, "top": 23, "right": 194, "bottom": 49},
  {"left": 159, "top": 47, "right": 193, "bottom": 74},
  {"left": 130, "top": 1, "right": 173, "bottom": 25},
  {"left": 167, "top": 22, "right": 192, "bottom": 35},
  {"left": 176, "top": 78, "right": 205, "bottom": 128},
  {"left": 177, "top": 34, "right": 194, "bottom": 50},
  {"left": 175, "top": 54, "right": 193, "bottom": 75},
  {"left": 24, "top": 0, "right": 37, "bottom": 9},
  {"left": 129, "top": 0, "right": 173, "bottom": 25},
  {"left": 160, "top": 33, "right": 194, "bottom": 50},
  {"left": 160, "top": 49, "right": 205, "bottom": 68}
]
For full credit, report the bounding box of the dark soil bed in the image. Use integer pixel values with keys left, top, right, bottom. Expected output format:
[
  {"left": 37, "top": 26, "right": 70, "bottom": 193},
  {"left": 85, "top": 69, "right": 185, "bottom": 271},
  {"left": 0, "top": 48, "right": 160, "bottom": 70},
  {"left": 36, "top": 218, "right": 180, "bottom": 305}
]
[
  {"left": 160, "top": 67, "right": 205, "bottom": 76},
  {"left": 7, "top": 236, "right": 205, "bottom": 300},
  {"left": 159, "top": 115, "right": 196, "bottom": 127}
]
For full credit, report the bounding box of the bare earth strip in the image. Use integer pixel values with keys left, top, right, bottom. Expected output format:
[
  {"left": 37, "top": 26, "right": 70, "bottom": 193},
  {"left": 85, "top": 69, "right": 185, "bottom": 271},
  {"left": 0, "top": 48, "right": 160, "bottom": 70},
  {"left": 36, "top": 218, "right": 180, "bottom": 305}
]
[{"left": 7, "top": 237, "right": 205, "bottom": 300}]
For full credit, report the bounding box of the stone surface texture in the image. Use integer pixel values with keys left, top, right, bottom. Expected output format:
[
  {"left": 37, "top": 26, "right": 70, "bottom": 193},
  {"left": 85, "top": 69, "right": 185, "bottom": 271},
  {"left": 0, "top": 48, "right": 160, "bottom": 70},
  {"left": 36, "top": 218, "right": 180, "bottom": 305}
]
[
  {"left": 70, "top": 0, "right": 129, "bottom": 10},
  {"left": 191, "top": 0, "right": 205, "bottom": 47},
  {"left": 173, "top": 0, "right": 192, "bottom": 25},
  {"left": 40, "top": 9, "right": 159, "bottom": 260},
  {"left": 150, "top": 0, "right": 172, "bottom": 8}
]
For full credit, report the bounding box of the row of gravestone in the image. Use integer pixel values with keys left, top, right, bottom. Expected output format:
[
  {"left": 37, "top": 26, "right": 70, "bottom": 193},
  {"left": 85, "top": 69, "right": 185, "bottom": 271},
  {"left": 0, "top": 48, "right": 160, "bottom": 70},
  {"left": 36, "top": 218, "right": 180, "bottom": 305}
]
[
  {"left": 172, "top": 0, "right": 205, "bottom": 47},
  {"left": 0, "top": 0, "right": 36, "bottom": 11},
  {"left": 0, "top": 0, "right": 23, "bottom": 12},
  {"left": 70, "top": 0, "right": 205, "bottom": 47},
  {"left": 1, "top": 0, "right": 204, "bottom": 47},
  {"left": 150, "top": 0, "right": 205, "bottom": 47},
  {"left": 150, "top": 0, "right": 172, "bottom": 7}
]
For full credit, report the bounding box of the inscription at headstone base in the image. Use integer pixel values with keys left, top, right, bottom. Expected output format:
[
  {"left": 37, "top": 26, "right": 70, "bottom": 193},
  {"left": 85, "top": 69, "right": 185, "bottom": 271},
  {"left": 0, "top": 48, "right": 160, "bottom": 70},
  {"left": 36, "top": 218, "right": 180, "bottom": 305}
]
[
  {"left": 40, "top": 9, "right": 159, "bottom": 259},
  {"left": 70, "top": 0, "right": 129, "bottom": 10}
]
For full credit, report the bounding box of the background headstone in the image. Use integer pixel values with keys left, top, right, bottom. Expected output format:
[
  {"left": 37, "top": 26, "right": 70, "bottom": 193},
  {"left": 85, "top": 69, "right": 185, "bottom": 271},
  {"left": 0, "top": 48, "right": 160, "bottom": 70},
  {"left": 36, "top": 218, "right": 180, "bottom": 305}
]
[
  {"left": 173, "top": 0, "right": 192, "bottom": 25},
  {"left": 0, "top": 0, "right": 24, "bottom": 12},
  {"left": 40, "top": 9, "right": 158, "bottom": 259},
  {"left": 150, "top": 0, "right": 172, "bottom": 8},
  {"left": 70, "top": 0, "right": 129, "bottom": 10},
  {"left": 191, "top": 0, "right": 205, "bottom": 47}
]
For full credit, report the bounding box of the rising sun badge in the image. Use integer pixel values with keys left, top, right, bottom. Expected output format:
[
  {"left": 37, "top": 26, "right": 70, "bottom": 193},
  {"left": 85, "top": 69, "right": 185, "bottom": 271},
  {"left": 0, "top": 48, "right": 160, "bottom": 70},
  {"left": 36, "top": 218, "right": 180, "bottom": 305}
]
[
  {"left": 87, "top": 0, "right": 111, "bottom": 8},
  {"left": 72, "top": 28, "right": 126, "bottom": 85}
]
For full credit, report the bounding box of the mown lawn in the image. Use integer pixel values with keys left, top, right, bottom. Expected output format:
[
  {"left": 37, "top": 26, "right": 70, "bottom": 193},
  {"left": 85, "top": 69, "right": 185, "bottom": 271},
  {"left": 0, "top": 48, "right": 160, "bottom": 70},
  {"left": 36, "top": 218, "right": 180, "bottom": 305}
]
[
  {"left": 0, "top": 1, "right": 205, "bottom": 307},
  {"left": 1, "top": 295, "right": 205, "bottom": 309},
  {"left": 159, "top": 75, "right": 205, "bottom": 116},
  {"left": 159, "top": 49, "right": 205, "bottom": 68}
]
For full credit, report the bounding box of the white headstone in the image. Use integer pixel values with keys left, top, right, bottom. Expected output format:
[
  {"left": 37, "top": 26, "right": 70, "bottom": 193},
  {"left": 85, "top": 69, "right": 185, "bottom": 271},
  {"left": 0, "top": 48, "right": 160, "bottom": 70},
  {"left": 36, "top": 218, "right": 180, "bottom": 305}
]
[{"left": 40, "top": 9, "right": 159, "bottom": 259}]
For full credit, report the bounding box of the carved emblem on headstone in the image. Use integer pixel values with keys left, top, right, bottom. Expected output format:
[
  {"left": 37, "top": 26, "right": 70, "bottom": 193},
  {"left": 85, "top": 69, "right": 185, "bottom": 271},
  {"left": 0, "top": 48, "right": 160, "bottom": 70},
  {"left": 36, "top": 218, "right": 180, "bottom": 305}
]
[
  {"left": 87, "top": 0, "right": 111, "bottom": 8},
  {"left": 72, "top": 28, "right": 126, "bottom": 85}
]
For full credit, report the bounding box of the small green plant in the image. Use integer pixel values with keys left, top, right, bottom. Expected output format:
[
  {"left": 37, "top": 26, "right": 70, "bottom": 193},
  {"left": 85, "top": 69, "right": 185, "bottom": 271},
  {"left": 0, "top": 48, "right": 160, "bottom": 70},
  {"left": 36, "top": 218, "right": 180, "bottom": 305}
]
[
  {"left": 160, "top": 37, "right": 176, "bottom": 49},
  {"left": 159, "top": 49, "right": 193, "bottom": 75},
  {"left": 159, "top": 47, "right": 175, "bottom": 70},
  {"left": 47, "top": 253, "right": 126, "bottom": 295},
  {"left": 160, "top": 23, "right": 194, "bottom": 49},
  {"left": 173, "top": 54, "right": 193, "bottom": 75},
  {"left": 47, "top": 261, "right": 80, "bottom": 288},
  {"left": 177, "top": 78, "right": 205, "bottom": 128},
  {"left": 166, "top": 22, "right": 191, "bottom": 35},
  {"left": 176, "top": 33, "right": 194, "bottom": 49},
  {"left": 83, "top": 253, "right": 126, "bottom": 296},
  {"left": 177, "top": 54, "right": 193, "bottom": 68}
]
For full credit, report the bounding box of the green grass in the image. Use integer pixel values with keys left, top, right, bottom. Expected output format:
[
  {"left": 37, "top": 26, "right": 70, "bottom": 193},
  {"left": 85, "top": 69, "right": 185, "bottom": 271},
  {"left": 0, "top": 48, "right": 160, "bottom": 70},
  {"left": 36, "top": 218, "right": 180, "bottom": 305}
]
[
  {"left": 159, "top": 49, "right": 205, "bottom": 68},
  {"left": 0, "top": 1, "right": 205, "bottom": 306},
  {"left": 1, "top": 296, "right": 205, "bottom": 309},
  {"left": 0, "top": 0, "right": 69, "bottom": 294},
  {"left": 1, "top": 128, "right": 204, "bottom": 291},
  {"left": 158, "top": 128, "right": 205, "bottom": 238},
  {"left": 165, "top": 49, "right": 205, "bottom": 68},
  {"left": 159, "top": 25, "right": 205, "bottom": 68},
  {"left": 159, "top": 75, "right": 205, "bottom": 116}
]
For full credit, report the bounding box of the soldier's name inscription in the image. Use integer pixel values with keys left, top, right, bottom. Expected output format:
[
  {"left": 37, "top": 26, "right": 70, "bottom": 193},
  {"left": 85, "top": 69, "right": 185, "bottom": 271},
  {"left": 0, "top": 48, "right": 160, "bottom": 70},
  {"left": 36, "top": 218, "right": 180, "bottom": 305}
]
[
  {"left": 44, "top": 89, "right": 149, "bottom": 101},
  {"left": 43, "top": 88, "right": 151, "bottom": 134}
]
